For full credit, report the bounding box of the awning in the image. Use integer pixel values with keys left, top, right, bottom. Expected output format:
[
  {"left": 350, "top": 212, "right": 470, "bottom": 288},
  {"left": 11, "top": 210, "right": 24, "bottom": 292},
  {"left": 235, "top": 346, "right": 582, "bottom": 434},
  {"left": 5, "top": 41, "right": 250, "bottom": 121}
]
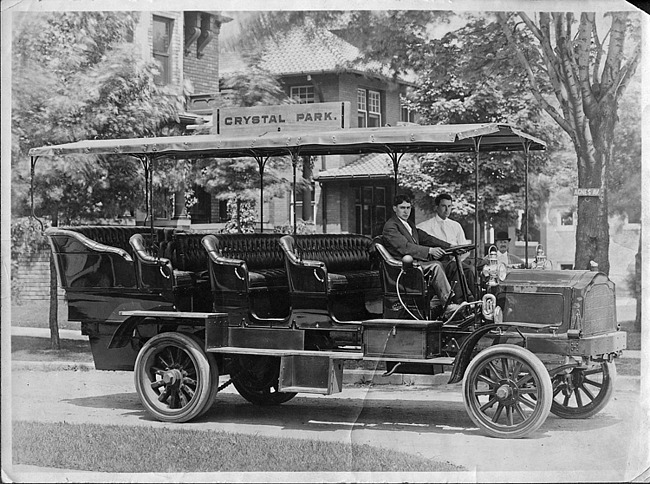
[{"left": 29, "top": 123, "right": 546, "bottom": 159}]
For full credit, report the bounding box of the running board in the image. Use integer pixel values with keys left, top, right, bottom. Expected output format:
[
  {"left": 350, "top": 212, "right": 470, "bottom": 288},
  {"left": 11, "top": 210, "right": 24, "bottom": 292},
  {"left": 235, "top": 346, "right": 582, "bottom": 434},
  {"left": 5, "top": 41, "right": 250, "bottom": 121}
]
[{"left": 208, "top": 346, "right": 363, "bottom": 359}]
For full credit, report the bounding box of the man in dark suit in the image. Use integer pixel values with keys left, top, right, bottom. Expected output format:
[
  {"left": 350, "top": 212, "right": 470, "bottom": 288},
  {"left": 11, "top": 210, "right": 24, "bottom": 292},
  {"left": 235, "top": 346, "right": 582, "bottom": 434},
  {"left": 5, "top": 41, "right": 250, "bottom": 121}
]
[{"left": 382, "top": 194, "right": 462, "bottom": 313}]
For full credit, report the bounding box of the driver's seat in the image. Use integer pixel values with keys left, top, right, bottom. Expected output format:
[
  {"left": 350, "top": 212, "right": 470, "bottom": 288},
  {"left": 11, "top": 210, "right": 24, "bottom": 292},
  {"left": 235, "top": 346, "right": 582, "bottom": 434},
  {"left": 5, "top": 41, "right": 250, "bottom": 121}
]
[{"left": 373, "top": 237, "right": 433, "bottom": 320}]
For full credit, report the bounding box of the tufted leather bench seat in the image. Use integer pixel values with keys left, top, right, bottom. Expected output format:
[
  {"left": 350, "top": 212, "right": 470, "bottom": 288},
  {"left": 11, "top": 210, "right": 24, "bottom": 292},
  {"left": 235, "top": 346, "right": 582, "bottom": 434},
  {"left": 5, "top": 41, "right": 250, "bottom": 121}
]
[
  {"left": 279, "top": 234, "right": 381, "bottom": 325},
  {"left": 201, "top": 233, "right": 288, "bottom": 323}
]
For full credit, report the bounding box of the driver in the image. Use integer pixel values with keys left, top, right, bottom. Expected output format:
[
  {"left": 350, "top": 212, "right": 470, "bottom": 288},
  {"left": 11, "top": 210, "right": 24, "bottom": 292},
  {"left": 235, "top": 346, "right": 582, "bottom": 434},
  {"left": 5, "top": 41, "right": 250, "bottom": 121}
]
[
  {"left": 382, "top": 194, "right": 461, "bottom": 315},
  {"left": 418, "top": 193, "right": 477, "bottom": 300}
]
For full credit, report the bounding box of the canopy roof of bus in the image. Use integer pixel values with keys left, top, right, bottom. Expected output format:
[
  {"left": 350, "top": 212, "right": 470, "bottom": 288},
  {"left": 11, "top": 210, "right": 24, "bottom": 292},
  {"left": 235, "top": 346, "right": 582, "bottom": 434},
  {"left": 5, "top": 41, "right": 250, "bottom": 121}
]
[{"left": 29, "top": 123, "right": 545, "bottom": 159}]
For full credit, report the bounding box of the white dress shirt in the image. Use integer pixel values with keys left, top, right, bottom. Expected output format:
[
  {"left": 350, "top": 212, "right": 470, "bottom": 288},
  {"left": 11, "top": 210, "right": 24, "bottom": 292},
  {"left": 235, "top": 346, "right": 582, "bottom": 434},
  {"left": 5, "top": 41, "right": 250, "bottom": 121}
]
[
  {"left": 418, "top": 214, "right": 469, "bottom": 260},
  {"left": 497, "top": 251, "right": 509, "bottom": 267},
  {"left": 417, "top": 214, "right": 467, "bottom": 245}
]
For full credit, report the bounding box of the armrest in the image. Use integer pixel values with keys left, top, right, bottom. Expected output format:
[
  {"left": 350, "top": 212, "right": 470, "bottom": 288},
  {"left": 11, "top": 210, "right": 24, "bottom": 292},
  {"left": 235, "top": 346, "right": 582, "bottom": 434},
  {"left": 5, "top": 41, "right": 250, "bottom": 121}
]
[
  {"left": 129, "top": 233, "right": 173, "bottom": 290},
  {"left": 46, "top": 227, "right": 139, "bottom": 289},
  {"left": 202, "top": 234, "right": 249, "bottom": 293},
  {"left": 374, "top": 241, "right": 428, "bottom": 296},
  {"left": 279, "top": 235, "right": 328, "bottom": 294},
  {"left": 46, "top": 227, "right": 132, "bottom": 262}
]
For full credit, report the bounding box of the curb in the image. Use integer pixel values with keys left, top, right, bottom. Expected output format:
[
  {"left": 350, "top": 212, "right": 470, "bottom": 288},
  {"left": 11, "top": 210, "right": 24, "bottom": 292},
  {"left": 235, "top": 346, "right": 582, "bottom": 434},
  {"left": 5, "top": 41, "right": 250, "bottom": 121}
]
[
  {"left": 11, "top": 360, "right": 641, "bottom": 392},
  {"left": 11, "top": 360, "right": 96, "bottom": 372},
  {"left": 11, "top": 327, "right": 86, "bottom": 341}
]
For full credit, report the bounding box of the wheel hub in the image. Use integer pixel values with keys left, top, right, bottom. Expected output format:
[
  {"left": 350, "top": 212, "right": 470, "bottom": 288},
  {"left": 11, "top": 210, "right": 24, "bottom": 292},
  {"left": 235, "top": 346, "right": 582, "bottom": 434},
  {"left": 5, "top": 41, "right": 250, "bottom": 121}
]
[
  {"left": 496, "top": 381, "right": 518, "bottom": 404},
  {"left": 162, "top": 368, "right": 184, "bottom": 387}
]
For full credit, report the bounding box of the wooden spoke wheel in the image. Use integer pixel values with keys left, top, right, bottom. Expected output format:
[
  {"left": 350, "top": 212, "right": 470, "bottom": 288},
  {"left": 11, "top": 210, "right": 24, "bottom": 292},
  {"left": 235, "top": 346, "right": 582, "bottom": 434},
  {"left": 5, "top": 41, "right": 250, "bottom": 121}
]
[
  {"left": 134, "top": 332, "right": 215, "bottom": 423},
  {"left": 550, "top": 361, "right": 616, "bottom": 419},
  {"left": 231, "top": 355, "right": 296, "bottom": 406},
  {"left": 462, "top": 344, "right": 552, "bottom": 439}
]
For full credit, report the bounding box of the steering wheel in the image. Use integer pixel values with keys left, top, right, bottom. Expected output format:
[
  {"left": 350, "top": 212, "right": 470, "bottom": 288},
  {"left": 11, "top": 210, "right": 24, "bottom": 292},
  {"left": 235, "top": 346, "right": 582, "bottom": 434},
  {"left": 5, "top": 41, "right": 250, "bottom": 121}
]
[{"left": 444, "top": 243, "right": 476, "bottom": 256}]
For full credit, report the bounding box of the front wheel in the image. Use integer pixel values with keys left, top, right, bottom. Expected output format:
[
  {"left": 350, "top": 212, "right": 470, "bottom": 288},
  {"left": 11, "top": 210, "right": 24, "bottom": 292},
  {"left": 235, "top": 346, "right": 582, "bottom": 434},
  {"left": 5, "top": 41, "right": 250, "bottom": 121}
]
[
  {"left": 462, "top": 344, "right": 552, "bottom": 439},
  {"left": 134, "top": 332, "right": 215, "bottom": 423},
  {"left": 550, "top": 361, "right": 616, "bottom": 419}
]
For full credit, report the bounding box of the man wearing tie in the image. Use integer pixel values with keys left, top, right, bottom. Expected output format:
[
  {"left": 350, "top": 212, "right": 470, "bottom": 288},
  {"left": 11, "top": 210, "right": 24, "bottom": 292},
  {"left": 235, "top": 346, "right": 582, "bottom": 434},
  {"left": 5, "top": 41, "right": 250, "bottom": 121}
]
[
  {"left": 381, "top": 194, "right": 461, "bottom": 314},
  {"left": 417, "top": 193, "right": 477, "bottom": 300}
]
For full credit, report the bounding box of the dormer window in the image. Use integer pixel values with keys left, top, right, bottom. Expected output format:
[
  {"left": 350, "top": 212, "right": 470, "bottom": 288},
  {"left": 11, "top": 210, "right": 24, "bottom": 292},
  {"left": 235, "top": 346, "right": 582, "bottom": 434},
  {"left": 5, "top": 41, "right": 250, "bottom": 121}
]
[
  {"left": 290, "top": 86, "right": 315, "bottom": 104},
  {"left": 358, "top": 88, "right": 381, "bottom": 127}
]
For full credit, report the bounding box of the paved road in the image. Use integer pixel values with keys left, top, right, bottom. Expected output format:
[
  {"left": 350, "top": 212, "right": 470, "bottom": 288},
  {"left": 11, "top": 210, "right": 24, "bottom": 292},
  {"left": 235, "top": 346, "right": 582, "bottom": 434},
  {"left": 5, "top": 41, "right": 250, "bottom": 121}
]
[{"left": 8, "top": 367, "right": 649, "bottom": 482}]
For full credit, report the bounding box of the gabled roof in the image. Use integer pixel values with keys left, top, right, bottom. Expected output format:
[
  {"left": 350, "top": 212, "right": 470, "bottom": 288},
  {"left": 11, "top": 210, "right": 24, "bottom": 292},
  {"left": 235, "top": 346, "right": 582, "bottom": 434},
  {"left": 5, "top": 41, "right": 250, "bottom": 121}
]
[
  {"left": 316, "top": 153, "right": 395, "bottom": 181},
  {"left": 259, "top": 24, "right": 415, "bottom": 85}
]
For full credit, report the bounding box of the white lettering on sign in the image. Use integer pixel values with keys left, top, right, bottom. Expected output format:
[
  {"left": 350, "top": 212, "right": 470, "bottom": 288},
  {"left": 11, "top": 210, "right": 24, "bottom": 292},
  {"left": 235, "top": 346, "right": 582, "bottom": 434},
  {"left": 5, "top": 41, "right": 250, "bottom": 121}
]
[
  {"left": 214, "top": 102, "right": 350, "bottom": 135},
  {"left": 573, "top": 188, "right": 601, "bottom": 197}
]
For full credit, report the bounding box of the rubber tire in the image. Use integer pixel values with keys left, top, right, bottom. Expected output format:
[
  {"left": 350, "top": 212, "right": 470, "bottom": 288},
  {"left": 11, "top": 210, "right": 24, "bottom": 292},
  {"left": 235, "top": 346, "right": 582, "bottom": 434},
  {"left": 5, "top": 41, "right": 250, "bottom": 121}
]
[
  {"left": 134, "top": 332, "right": 213, "bottom": 423},
  {"left": 550, "top": 361, "right": 616, "bottom": 419},
  {"left": 462, "top": 344, "right": 552, "bottom": 439},
  {"left": 198, "top": 350, "right": 220, "bottom": 417},
  {"left": 231, "top": 355, "right": 297, "bottom": 406}
]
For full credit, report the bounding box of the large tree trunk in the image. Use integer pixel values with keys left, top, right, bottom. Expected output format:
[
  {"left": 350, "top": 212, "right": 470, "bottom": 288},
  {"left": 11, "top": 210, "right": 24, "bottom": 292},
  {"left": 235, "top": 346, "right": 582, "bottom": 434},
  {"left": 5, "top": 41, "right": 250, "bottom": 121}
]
[
  {"left": 498, "top": 12, "right": 640, "bottom": 277},
  {"left": 49, "top": 213, "right": 60, "bottom": 349},
  {"left": 574, "top": 147, "right": 610, "bottom": 274},
  {"left": 49, "top": 252, "right": 60, "bottom": 350},
  {"left": 634, "top": 229, "right": 641, "bottom": 332}
]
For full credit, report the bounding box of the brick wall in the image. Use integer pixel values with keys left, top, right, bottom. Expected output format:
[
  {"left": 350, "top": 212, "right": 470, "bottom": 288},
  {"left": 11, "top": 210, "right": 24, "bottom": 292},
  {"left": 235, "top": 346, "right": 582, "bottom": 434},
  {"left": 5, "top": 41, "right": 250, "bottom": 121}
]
[
  {"left": 13, "top": 250, "right": 65, "bottom": 302},
  {"left": 148, "top": 12, "right": 184, "bottom": 93},
  {"left": 184, "top": 13, "right": 221, "bottom": 93}
]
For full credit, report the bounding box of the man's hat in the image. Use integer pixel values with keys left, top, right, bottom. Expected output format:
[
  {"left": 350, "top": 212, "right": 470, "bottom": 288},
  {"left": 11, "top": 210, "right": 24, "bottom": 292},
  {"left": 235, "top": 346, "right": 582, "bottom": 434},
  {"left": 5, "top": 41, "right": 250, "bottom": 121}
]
[{"left": 495, "top": 231, "right": 511, "bottom": 241}]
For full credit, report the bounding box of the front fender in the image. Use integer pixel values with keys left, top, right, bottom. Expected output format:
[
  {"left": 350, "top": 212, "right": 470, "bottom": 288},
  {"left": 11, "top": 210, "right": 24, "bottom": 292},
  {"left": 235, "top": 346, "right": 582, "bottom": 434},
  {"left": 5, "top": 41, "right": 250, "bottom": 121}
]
[{"left": 448, "top": 323, "right": 530, "bottom": 384}]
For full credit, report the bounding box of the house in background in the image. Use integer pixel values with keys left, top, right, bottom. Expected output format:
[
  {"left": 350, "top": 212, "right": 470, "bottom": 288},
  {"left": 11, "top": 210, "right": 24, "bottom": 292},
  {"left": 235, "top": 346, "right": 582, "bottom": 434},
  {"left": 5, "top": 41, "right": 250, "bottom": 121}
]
[
  {"left": 13, "top": 10, "right": 232, "bottom": 302},
  {"left": 219, "top": 23, "right": 417, "bottom": 235},
  {"left": 129, "top": 11, "right": 232, "bottom": 227}
]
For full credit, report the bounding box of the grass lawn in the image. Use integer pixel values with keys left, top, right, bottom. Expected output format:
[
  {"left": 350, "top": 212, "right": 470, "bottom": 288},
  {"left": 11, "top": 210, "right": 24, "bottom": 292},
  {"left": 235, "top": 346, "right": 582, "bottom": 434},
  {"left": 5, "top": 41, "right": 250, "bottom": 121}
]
[
  {"left": 11, "top": 335, "right": 94, "bottom": 363},
  {"left": 12, "top": 421, "right": 464, "bottom": 473},
  {"left": 11, "top": 300, "right": 79, "bottom": 331}
]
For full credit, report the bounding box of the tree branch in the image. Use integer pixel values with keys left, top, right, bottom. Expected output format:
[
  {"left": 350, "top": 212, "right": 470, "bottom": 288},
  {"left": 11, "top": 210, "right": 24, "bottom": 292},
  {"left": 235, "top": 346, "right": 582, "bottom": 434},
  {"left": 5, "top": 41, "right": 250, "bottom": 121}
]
[
  {"left": 575, "top": 13, "right": 599, "bottom": 117},
  {"left": 600, "top": 13, "right": 627, "bottom": 90},
  {"left": 611, "top": 41, "right": 641, "bottom": 102},
  {"left": 591, "top": 22, "right": 609, "bottom": 86},
  {"left": 497, "top": 13, "right": 573, "bottom": 135}
]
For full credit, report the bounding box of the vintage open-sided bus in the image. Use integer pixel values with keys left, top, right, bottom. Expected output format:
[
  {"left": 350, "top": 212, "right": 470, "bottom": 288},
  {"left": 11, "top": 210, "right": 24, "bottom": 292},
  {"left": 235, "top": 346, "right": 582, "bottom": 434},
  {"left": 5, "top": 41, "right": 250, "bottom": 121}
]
[{"left": 29, "top": 105, "right": 626, "bottom": 438}]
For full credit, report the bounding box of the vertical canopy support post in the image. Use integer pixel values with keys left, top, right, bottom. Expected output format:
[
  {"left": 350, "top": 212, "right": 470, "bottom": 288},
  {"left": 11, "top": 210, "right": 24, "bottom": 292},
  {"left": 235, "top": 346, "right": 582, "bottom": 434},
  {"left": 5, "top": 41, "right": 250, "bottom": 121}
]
[
  {"left": 386, "top": 150, "right": 406, "bottom": 197},
  {"left": 521, "top": 139, "right": 532, "bottom": 267},
  {"left": 251, "top": 153, "right": 270, "bottom": 233},
  {"left": 132, "top": 154, "right": 155, "bottom": 241},
  {"left": 290, "top": 150, "right": 300, "bottom": 235},
  {"left": 472, "top": 136, "right": 483, "bottom": 294}
]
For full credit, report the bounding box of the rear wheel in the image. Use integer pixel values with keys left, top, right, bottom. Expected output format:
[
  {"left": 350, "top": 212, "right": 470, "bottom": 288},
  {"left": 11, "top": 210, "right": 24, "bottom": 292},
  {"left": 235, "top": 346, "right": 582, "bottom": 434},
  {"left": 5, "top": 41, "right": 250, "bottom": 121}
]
[
  {"left": 462, "top": 344, "right": 552, "bottom": 439},
  {"left": 550, "top": 361, "right": 616, "bottom": 419},
  {"left": 134, "top": 332, "right": 214, "bottom": 422},
  {"left": 231, "top": 355, "right": 296, "bottom": 405}
]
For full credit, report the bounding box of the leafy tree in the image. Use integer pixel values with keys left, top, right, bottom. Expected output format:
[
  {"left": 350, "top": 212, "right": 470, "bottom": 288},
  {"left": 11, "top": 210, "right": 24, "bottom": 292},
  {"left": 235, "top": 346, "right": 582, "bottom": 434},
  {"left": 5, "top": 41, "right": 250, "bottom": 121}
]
[
  {"left": 608, "top": 73, "right": 641, "bottom": 222},
  {"left": 11, "top": 12, "right": 184, "bottom": 347},
  {"left": 383, "top": 15, "right": 562, "bottom": 250},
  {"left": 12, "top": 12, "right": 185, "bottom": 225},
  {"left": 497, "top": 11, "right": 641, "bottom": 274},
  {"left": 323, "top": 10, "right": 640, "bottom": 274}
]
